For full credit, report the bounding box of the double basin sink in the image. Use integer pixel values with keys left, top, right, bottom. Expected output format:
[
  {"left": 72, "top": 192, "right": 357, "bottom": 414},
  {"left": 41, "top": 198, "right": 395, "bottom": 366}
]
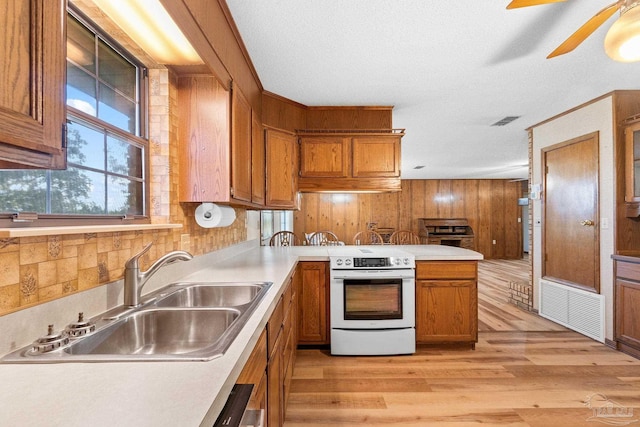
[{"left": 2, "top": 281, "right": 272, "bottom": 363}]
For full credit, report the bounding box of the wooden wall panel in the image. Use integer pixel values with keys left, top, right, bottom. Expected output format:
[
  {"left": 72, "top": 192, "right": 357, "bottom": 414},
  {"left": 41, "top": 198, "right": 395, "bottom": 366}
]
[
  {"left": 294, "top": 179, "right": 524, "bottom": 259},
  {"left": 262, "top": 92, "right": 307, "bottom": 132},
  {"left": 306, "top": 107, "right": 393, "bottom": 130}
]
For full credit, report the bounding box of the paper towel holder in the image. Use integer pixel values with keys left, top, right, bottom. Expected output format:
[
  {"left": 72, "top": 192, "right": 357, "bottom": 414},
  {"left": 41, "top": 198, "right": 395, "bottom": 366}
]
[{"left": 195, "top": 202, "right": 236, "bottom": 228}]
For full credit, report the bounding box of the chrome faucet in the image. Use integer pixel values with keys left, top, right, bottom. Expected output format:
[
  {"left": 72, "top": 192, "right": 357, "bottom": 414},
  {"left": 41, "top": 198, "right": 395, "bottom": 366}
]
[{"left": 124, "top": 242, "right": 193, "bottom": 307}]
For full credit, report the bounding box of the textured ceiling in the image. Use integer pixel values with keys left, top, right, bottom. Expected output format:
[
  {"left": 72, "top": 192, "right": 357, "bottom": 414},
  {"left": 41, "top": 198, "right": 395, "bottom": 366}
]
[{"left": 226, "top": 0, "right": 640, "bottom": 180}]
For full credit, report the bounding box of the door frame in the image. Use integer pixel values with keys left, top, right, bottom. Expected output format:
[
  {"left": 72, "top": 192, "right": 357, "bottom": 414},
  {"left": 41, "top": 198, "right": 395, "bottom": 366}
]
[{"left": 541, "top": 131, "right": 600, "bottom": 293}]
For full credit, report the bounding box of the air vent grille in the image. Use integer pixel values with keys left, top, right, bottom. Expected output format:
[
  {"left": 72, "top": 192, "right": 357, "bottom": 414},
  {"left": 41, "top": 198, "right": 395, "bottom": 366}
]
[{"left": 491, "top": 116, "right": 521, "bottom": 126}]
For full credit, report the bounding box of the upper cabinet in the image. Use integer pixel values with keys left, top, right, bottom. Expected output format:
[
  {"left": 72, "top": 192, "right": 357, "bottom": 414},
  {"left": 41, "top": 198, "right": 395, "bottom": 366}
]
[
  {"left": 299, "top": 136, "right": 350, "bottom": 178},
  {"left": 177, "top": 75, "right": 230, "bottom": 203},
  {"left": 177, "top": 75, "right": 266, "bottom": 207},
  {"left": 251, "top": 111, "right": 266, "bottom": 206},
  {"left": 625, "top": 120, "right": 640, "bottom": 205},
  {"left": 0, "top": 0, "right": 66, "bottom": 169},
  {"left": 266, "top": 128, "right": 298, "bottom": 209},
  {"left": 352, "top": 135, "right": 401, "bottom": 178},
  {"left": 231, "top": 84, "right": 253, "bottom": 203},
  {"left": 298, "top": 131, "right": 404, "bottom": 192}
]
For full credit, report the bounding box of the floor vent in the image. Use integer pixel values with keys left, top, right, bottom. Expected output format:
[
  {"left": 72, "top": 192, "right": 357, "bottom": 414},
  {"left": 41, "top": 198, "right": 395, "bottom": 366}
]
[{"left": 539, "top": 278, "right": 605, "bottom": 342}]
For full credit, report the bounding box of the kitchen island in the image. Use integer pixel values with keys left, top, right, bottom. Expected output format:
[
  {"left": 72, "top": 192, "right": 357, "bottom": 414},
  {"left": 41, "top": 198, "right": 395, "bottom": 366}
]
[{"left": 0, "top": 241, "right": 482, "bottom": 427}]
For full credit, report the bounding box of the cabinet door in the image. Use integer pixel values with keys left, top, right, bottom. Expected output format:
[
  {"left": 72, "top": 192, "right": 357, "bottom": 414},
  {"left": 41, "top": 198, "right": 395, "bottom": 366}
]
[
  {"left": 177, "top": 75, "right": 230, "bottom": 202},
  {"left": 251, "top": 111, "right": 265, "bottom": 205},
  {"left": 0, "top": 0, "right": 66, "bottom": 169},
  {"left": 299, "top": 136, "right": 350, "bottom": 178},
  {"left": 625, "top": 121, "right": 640, "bottom": 203},
  {"left": 231, "top": 85, "right": 252, "bottom": 202},
  {"left": 298, "top": 262, "right": 328, "bottom": 344},
  {"left": 616, "top": 278, "right": 640, "bottom": 352},
  {"left": 266, "top": 129, "right": 298, "bottom": 208},
  {"left": 352, "top": 135, "right": 400, "bottom": 177},
  {"left": 237, "top": 329, "right": 267, "bottom": 416},
  {"left": 267, "top": 332, "right": 283, "bottom": 427},
  {"left": 415, "top": 280, "right": 477, "bottom": 344}
]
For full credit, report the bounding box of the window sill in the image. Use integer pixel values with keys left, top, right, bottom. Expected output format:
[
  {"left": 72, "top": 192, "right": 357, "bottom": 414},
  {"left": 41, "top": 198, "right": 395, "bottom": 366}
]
[{"left": 0, "top": 223, "right": 182, "bottom": 238}]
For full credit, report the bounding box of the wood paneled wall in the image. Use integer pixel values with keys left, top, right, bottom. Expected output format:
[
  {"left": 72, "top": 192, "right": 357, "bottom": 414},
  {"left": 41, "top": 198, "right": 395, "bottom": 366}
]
[
  {"left": 294, "top": 179, "right": 524, "bottom": 259},
  {"left": 306, "top": 106, "right": 393, "bottom": 130}
]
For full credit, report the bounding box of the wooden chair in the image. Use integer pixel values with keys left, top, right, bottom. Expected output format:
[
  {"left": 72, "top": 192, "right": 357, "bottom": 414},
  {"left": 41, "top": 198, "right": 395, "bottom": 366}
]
[
  {"left": 306, "top": 230, "right": 340, "bottom": 246},
  {"left": 269, "top": 231, "right": 301, "bottom": 246},
  {"left": 389, "top": 230, "right": 420, "bottom": 245},
  {"left": 353, "top": 230, "right": 384, "bottom": 245}
]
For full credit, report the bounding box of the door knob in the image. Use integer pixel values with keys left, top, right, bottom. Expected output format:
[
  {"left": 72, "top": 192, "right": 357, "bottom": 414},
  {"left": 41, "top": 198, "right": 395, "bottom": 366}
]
[{"left": 580, "top": 219, "right": 595, "bottom": 226}]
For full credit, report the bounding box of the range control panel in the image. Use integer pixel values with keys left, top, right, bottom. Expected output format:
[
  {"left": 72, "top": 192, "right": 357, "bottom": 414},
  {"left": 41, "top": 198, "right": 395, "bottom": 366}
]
[{"left": 330, "top": 255, "right": 414, "bottom": 270}]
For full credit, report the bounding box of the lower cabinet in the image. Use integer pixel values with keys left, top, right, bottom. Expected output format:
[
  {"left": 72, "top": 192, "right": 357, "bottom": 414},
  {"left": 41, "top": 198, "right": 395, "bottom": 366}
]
[
  {"left": 236, "top": 329, "right": 268, "bottom": 419},
  {"left": 613, "top": 255, "right": 640, "bottom": 359},
  {"left": 415, "top": 261, "right": 478, "bottom": 348},
  {"left": 238, "top": 272, "right": 298, "bottom": 427},
  {"left": 297, "top": 262, "right": 329, "bottom": 345}
]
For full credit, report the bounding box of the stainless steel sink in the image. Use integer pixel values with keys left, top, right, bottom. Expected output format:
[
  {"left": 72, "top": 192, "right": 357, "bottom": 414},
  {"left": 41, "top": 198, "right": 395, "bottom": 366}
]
[
  {"left": 1, "top": 281, "right": 272, "bottom": 363},
  {"left": 65, "top": 308, "right": 240, "bottom": 357},
  {"left": 155, "top": 283, "right": 267, "bottom": 308}
]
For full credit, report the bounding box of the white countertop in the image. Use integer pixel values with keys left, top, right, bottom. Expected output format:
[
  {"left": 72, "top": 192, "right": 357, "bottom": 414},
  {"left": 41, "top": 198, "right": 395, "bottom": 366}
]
[{"left": 0, "top": 242, "right": 482, "bottom": 427}]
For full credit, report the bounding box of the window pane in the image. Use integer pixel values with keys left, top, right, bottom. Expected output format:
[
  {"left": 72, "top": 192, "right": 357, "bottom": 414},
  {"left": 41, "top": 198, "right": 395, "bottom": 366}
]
[
  {"left": 98, "top": 83, "right": 136, "bottom": 133},
  {"left": 107, "top": 176, "right": 143, "bottom": 215},
  {"left": 67, "top": 63, "right": 97, "bottom": 116},
  {"left": 0, "top": 171, "right": 47, "bottom": 213},
  {"left": 67, "top": 121, "right": 105, "bottom": 169},
  {"left": 98, "top": 39, "right": 136, "bottom": 99},
  {"left": 51, "top": 168, "right": 105, "bottom": 214},
  {"left": 107, "top": 135, "right": 143, "bottom": 178},
  {"left": 67, "top": 16, "right": 95, "bottom": 74}
]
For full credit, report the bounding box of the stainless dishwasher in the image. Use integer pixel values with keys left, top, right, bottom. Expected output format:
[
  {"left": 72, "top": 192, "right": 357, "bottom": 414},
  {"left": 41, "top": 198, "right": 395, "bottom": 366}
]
[{"left": 213, "top": 384, "right": 264, "bottom": 427}]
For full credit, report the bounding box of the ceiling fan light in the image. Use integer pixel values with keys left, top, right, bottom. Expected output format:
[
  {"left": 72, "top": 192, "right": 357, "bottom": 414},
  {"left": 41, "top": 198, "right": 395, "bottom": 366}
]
[{"left": 605, "top": 5, "right": 640, "bottom": 62}]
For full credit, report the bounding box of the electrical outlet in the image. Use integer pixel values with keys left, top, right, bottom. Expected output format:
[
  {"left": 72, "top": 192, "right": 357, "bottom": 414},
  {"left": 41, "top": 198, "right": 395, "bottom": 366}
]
[
  {"left": 492, "top": 240, "right": 496, "bottom": 245},
  {"left": 180, "top": 234, "right": 190, "bottom": 252}
]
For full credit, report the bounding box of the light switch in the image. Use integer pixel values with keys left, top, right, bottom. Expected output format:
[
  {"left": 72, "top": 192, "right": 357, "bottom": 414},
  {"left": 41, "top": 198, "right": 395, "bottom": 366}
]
[{"left": 601, "top": 218, "right": 609, "bottom": 229}]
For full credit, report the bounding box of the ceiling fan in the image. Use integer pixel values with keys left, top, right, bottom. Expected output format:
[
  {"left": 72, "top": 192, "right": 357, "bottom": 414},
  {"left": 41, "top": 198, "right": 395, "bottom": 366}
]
[{"left": 507, "top": 0, "right": 640, "bottom": 61}]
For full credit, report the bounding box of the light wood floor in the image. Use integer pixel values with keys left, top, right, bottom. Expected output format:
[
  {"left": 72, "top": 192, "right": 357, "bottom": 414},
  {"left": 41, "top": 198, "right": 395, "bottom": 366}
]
[{"left": 285, "top": 258, "right": 640, "bottom": 426}]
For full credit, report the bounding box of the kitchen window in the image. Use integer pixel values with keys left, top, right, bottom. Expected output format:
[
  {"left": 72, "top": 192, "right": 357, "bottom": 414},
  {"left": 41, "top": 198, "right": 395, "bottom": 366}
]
[{"left": 0, "top": 8, "right": 148, "bottom": 224}]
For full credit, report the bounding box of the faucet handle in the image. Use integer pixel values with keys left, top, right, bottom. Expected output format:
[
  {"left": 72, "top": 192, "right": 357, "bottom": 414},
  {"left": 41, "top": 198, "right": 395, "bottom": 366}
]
[{"left": 125, "top": 242, "right": 153, "bottom": 269}]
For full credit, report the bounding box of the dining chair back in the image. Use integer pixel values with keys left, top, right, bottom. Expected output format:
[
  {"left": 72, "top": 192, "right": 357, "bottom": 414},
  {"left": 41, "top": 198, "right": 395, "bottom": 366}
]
[
  {"left": 269, "top": 231, "right": 301, "bottom": 246},
  {"left": 306, "top": 231, "right": 340, "bottom": 246},
  {"left": 352, "top": 230, "right": 384, "bottom": 245},
  {"left": 389, "top": 230, "right": 420, "bottom": 245}
]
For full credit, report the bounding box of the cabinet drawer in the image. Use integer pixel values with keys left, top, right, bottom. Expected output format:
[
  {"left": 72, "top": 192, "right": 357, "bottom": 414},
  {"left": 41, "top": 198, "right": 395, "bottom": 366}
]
[
  {"left": 616, "top": 261, "right": 640, "bottom": 282},
  {"left": 416, "top": 261, "right": 477, "bottom": 280},
  {"left": 268, "top": 295, "right": 284, "bottom": 356},
  {"left": 237, "top": 329, "right": 267, "bottom": 385}
]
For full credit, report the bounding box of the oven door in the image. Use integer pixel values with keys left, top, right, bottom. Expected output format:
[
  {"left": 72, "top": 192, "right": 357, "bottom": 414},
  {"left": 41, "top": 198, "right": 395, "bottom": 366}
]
[{"left": 330, "top": 269, "right": 415, "bottom": 329}]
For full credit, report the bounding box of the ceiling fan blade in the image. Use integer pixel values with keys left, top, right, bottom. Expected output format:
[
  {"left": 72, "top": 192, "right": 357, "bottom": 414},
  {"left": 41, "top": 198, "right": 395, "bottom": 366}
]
[
  {"left": 547, "top": 1, "right": 622, "bottom": 58},
  {"left": 506, "top": 0, "right": 567, "bottom": 10}
]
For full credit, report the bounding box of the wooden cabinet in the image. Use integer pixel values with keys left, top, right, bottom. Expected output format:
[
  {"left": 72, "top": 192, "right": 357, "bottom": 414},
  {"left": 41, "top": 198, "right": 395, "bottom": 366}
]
[
  {"left": 265, "top": 128, "right": 298, "bottom": 209},
  {"left": 624, "top": 121, "right": 640, "bottom": 217},
  {"left": 613, "top": 255, "right": 640, "bottom": 359},
  {"left": 251, "top": 111, "right": 266, "bottom": 205},
  {"left": 266, "top": 276, "right": 297, "bottom": 427},
  {"left": 298, "top": 131, "right": 403, "bottom": 192},
  {"left": 352, "top": 135, "right": 401, "bottom": 177},
  {"left": 177, "top": 75, "right": 230, "bottom": 202},
  {"left": 297, "top": 261, "right": 329, "bottom": 345},
  {"left": 236, "top": 329, "right": 268, "bottom": 418},
  {"left": 0, "top": 0, "right": 66, "bottom": 169},
  {"left": 299, "top": 136, "right": 350, "bottom": 178},
  {"left": 415, "top": 261, "right": 478, "bottom": 348},
  {"left": 231, "top": 84, "right": 253, "bottom": 203},
  {"left": 178, "top": 75, "right": 265, "bottom": 207}
]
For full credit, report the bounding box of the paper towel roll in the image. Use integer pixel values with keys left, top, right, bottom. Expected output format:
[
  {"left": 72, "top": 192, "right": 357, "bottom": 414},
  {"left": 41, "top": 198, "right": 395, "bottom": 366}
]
[{"left": 195, "top": 203, "right": 236, "bottom": 228}]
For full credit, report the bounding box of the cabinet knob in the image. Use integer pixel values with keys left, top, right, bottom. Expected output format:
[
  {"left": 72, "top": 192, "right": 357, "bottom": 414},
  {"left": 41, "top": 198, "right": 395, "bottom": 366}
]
[{"left": 580, "top": 219, "right": 595, "bottom": 226}]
